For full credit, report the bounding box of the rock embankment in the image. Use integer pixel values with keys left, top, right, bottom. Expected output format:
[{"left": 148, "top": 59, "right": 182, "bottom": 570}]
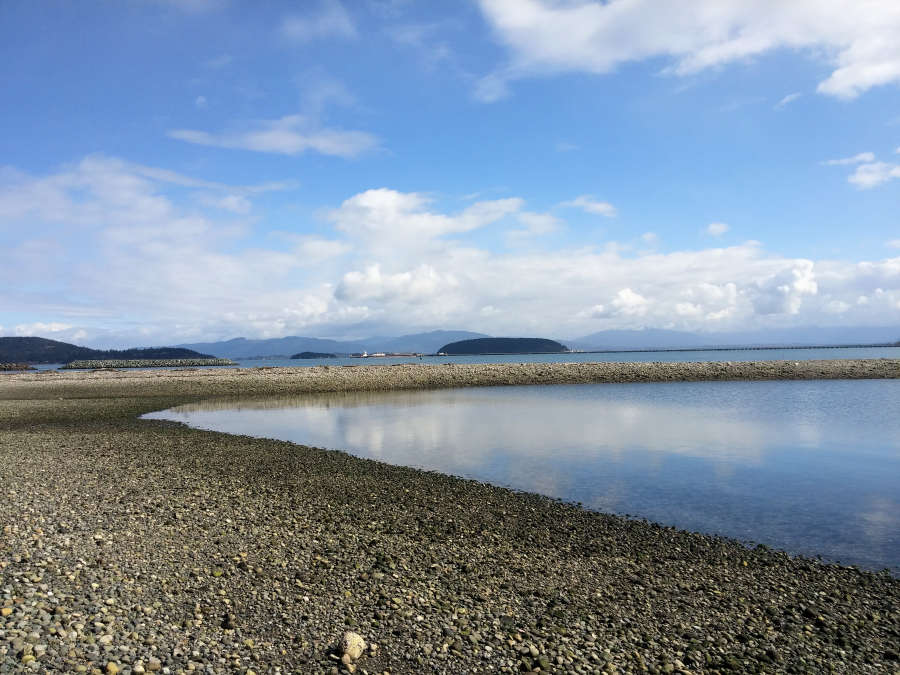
[
  {"left": 9, "top": 357, "right": 900, "bottom": 400},
  {"left": 61, "top": 358, "right": 236, "bottom": 369},
  {"left": 0, "top": 361, "right": 898, "bottom": 674},
  {"left": 0, "top": 363, "right": 32, "bottom": 371}
]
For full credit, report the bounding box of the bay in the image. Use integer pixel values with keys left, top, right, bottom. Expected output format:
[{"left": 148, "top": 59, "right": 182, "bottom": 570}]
[{"left": 145, "top": 378, "right": 900, "bottom": 573}]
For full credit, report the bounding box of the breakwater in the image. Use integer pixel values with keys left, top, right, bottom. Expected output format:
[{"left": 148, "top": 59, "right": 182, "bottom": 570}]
[
  {"left": 12, "top": 357, "right": 899, "bottom": 399},
  {"left": 61, "top": 358, "right": 236, "bottom": 369}
]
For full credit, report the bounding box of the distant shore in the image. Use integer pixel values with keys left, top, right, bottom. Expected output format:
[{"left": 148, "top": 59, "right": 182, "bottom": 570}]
[{"left": 1, "top": 360, "right": 898, "bottom": 673}]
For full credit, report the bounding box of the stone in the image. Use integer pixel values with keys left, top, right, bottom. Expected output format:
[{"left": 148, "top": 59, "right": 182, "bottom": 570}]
[{"left": 341, "top": 631, "right": 366, "bottom": 661}]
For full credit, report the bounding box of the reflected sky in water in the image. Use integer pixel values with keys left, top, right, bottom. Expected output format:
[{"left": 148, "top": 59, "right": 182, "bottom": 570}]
[{"left": 145, "top": 380, "right": 900, "bottom": 572}]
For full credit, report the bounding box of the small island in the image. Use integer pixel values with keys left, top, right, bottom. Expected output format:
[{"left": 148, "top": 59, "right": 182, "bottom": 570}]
[
  {"left": 290, "top": 351, "right": 338, "bottom": 359},
  {"left": 438, "top": 337, "right": 568, "bottom": 355}
]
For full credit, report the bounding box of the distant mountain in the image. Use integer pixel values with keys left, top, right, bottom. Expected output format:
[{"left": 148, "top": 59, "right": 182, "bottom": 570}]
[
  {"left": 176, "top": 336, "right": 368, "bottom": 359},
  {"left": 365, "top": 330, "right": 490, "bottom": 354},
  {"left": 0, "top": 337, "right": 212, "bottom": 364},
  {"left": 440, "top": 337, "right": 568, "bottom": 355},
  {"left": 178, "top": 330, "right": 491, "bottom": 358},
  {"left": 571, "top": 326, "right": 900, "bottom": 351},
  {"left": 570, "top": 329, "right": 709, "bottom": 351},
  {"left": 290, "top": 352, "right": 337, "bottom": 359}
]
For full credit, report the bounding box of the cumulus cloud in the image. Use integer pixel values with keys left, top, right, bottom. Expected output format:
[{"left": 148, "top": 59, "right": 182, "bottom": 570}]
[
  {"left": 824, "top": 151, "right": 900, "bottom": 188},
  {"left": 2, "top": 156, "right": 900, "bottom": 345},
  {"left": 326, "top": 189, "right": 522, "bottom": 242},
  {"left": 280, "top": 1, "right": 356, "bottom": 42},
  {"left": 706, "top": 222, "right": 730, "bottom": 237},
  {"left": 335, "top": 264, "right": 457, "bottom": 303},
  {"left": 169, "top": 115, "right": 378, "bottom": 158},
  {"left": 560, "top": 195, "right": 617, "bottom": 217},
  {"left": 611, "top": 288, "right": 649, "bottom": 316},
  {"left": 848, "top": 161, "right": 900, "bottom": 189},
  {"left": 476, "top": 0, "right": 900, "bottom": 101},
  {"left": 751, "top": 260, "right": 819, "bottom": 315}
]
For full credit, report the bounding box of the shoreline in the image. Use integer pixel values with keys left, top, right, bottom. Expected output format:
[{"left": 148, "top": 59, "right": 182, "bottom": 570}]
[{"left": 1, "top": 361, "right": 898, "bottom": 673}]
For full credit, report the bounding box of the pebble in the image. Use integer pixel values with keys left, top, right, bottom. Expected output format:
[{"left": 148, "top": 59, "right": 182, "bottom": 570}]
[{"left": 0, "top": 363, "right": 897, "bottom": 673}]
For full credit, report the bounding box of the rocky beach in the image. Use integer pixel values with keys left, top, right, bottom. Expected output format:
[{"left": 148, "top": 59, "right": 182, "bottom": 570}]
[{"left": 1, "top": 360, "right": 898, "bottom": 674}]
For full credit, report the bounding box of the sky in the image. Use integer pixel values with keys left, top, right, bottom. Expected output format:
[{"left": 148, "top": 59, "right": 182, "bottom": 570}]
[{"left": 1, "top": 0, "right": 899, "bottom": 348}]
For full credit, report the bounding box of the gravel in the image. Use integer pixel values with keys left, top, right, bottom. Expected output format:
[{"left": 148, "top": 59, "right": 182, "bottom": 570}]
[
  {"left": 0, "top": 360, "right": 898, "bottom": 674},
  {"left": 61, "top": 359, "right": 236, "bottom": 369}
]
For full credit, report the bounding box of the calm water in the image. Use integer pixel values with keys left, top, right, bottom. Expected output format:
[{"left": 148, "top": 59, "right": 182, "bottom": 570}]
[{"left": 143, "top": 380, "right": 900, "bottom": 573}]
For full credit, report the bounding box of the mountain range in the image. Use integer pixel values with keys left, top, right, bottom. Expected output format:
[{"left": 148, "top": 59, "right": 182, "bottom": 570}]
[
  {"left": 4, "top": 325, "right": 898, "bottom": 363},
  {"left": 176, "top": 330, "right": 490, "bottom": 359},
  {"left": 178, "top": 326, "right": 900, "bottom": 358}
]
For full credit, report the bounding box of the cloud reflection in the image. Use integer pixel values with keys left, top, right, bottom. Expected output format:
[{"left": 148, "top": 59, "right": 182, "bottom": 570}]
[{"left": 146, "top": 381, "right": 900, "bottom": 571}]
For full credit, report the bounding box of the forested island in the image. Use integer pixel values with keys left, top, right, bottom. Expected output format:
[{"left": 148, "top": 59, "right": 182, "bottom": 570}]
[
  {"left": 0, "top": 337, "right": 214, "bottom": 364},
  {"left": 439, "top": 337, "right": 568, "bottom": 355},
  {"left": 290, "top": 351, "right": 338, "bottom": 359}
]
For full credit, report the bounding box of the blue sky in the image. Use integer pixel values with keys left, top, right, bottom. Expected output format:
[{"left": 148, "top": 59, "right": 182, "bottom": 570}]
[{"left": 1, "top": 0, "right": 899, "bottom": 347}]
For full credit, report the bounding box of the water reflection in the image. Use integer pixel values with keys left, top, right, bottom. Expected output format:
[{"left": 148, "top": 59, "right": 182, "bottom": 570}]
[{"left": 145, "top": 380, "right": 900, "bottom": 572}]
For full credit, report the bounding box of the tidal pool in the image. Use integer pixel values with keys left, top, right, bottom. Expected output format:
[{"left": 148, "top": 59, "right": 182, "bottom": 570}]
[{"left": 144, "top": 379, "right": 900, "bottom": 573}]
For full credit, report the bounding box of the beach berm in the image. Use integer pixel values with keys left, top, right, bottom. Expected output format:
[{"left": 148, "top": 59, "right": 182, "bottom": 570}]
[{"left": 1, "top": 360, "right": 898, "bottom": 673}]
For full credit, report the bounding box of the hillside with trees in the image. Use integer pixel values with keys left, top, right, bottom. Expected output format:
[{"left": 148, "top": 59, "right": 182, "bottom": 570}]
[{"left": 0, "top": 337, "right": 213, "bottom": 364}]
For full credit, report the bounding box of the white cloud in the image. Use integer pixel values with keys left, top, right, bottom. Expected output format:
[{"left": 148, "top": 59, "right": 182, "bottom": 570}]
[
  {"left": 641, "top": 232, "right": 659, "bottom": 246},
  {"left": 774, "top": 92, "right": 802, "bottom": 109},
  {"left": 611, "top": 288, "right": 649, "bottom": 316},
  {"left": 197, "top": 193, "right": 252, "bottom": 214},
  {"left": 706, "top": 222, "right": 730, "bottom": 237},
  {"left": 3, "top": 157, "right": 900, "bottom": 345},
  {"left": 335, "top": 264, "right": 457, "bottom": 303},
  {"left": 751, "top": 261, "right": 819, "bottom": 315},
  {"left": 824, "top": 151, "right": 900, "bottom": 188},
  {"left": 168, "top": 115, "right": 378, "bottom": 158},
  {"left": 888, "top": 239, "right": 900, "bottom": 249},
  {"left": 281, "top": 1, "right": 356, "bottom": 42},
  {"left": 824, "top": 152, "right": 876, "bottom": 166},
  {"left": 848, "top": 161, "right": 900, "bottom": 189},
  {"left": 327, "top": 189, "right": 522, "bottom": 242},
  {"left": 195, "top": 95, "right": 208, "bottom": 109},
  {"left": 476, "top": 0, "right": 900, "bottom": 101},
  {"left": 560, "top": 195, "right": 617, "bottom": 217},
  {"left": 13, "top": 322, "right": 73, "bottom": 335},
  {"left": 506, "top": 211, "right": 562, "bottom": 243}
]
